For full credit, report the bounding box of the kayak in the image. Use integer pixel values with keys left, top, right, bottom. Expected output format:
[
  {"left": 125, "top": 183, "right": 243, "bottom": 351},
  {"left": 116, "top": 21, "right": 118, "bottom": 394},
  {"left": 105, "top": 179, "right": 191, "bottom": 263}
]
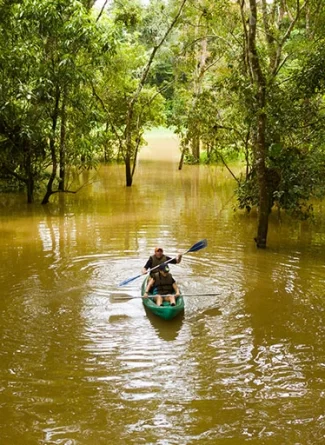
[{"left": 141, "top": 277, "right": 184, "bottom": 320}]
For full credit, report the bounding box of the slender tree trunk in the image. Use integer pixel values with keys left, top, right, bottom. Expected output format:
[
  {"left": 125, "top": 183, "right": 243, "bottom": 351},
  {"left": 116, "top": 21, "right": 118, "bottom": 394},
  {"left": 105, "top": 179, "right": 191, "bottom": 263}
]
[
  {"left": 104, "top": 122, "right": 109, "bottom": 162},
  {"left": 24, "top": 147, "right": 34, "bottom": 203},
  {"left": 42, "top": 88, "right": 60, "bottom": 204},
  {"left": 125, "top": 101, "right": 134, "bottom": 187},
  {"left": 125, "top": 154, "right": 132, "bottom": 187},
  {"left": 59, "top": 91, "right": 67, "bottom": 192},
  {"left": 178, "top": 148, "right": 185, "bottom": 170},
  {"left": 190, "top": 35, "right": 207, "bottom": 162},
  {"left": 26, "top": 178, "right": 34, "bottom": 203},
  {"left": 131, "top": 131, "right": 142, "bottom": 178},
  {"left": 178, "top": 138, "right": 188, "bottom": 170},
  {"left": 191, "top": 134, "right": 200, "bottom": 162},
  {"left": 123, "top": 0, "right": 188, "bottom": 186},
  {"left": 254, "top": 104, "right": 268, "bottom": 248}
]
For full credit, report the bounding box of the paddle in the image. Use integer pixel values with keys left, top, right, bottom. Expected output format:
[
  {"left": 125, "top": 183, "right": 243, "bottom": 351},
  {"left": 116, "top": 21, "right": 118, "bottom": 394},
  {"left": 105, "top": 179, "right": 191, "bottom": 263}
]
[
  {"left": 114, "top": 293, "right": 220, "bottom": 300},
  {"left": 118, "top": 239, "right": 208, "bottom": 287}
]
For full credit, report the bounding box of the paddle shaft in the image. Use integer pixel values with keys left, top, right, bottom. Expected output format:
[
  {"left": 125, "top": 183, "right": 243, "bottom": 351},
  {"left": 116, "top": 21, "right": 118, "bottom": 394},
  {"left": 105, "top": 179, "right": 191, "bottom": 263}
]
[{"left": 114, "top": 293, "right": 220, "bottom": 300}]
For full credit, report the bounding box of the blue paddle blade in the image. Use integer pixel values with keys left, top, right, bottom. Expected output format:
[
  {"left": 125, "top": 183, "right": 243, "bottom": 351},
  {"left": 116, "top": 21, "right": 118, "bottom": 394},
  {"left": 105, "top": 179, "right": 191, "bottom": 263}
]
[
  {"left": 186, "top": 239, "right": 207, "bottom": 253},
  {"left": 119, "top": 273, "right": 142, "bottom": 287}
]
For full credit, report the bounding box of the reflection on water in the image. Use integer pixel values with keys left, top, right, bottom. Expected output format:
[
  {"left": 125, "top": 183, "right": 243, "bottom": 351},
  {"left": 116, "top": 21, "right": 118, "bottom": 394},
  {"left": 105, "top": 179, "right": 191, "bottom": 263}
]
[
  {"left": 1, "top": 154, "right": 325, "bottom": 444},
  {"left": 144, "top": 307, "right": 184, "bottom": 342}
]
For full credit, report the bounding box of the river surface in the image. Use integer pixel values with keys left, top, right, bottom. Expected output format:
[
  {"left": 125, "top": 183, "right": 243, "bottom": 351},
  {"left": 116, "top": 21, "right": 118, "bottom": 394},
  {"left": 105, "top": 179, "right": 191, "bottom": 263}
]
[{"left": 0, "top": 133, "right": 325, "bottom": 444}]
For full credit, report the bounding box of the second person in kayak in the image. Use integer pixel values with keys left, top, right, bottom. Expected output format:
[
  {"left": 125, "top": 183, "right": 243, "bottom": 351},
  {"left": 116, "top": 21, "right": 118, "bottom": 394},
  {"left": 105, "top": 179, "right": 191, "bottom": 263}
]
[
  {"left": 143, "top": 264, "right": 180, "bottom": 306},
  {"left": 142, "top": 247, "right": 182, "bottom": 276}
]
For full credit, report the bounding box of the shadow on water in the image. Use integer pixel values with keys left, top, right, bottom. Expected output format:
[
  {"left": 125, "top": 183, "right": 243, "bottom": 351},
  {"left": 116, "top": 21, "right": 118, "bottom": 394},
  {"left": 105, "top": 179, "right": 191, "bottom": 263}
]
[{"left": 144, "top": 306, "right": 184, "bottom": 342}]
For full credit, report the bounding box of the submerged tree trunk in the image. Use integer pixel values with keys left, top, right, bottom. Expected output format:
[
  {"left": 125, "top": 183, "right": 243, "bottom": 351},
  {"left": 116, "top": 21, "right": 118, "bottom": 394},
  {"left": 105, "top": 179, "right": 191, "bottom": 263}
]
[
  {"left": 178, "top": 138, "right": 189, "bottom": 170},
  {"left": 178, "top": 148, "right": 185, "bottom": 170},
  {"left": 254, "top": 108, "right": 268, "bottom": 248},
  {"left": 125, "top": 154, "right": 132, "bottom": 187},
  {"left": 239, "top": 0, "right": 307, "bottom": 246},
  {"left": 125, "top": 101, "right": 134, "bottom": 187},
  {"left": 26, "top": 176, "right": 34, "bottom": 204}
]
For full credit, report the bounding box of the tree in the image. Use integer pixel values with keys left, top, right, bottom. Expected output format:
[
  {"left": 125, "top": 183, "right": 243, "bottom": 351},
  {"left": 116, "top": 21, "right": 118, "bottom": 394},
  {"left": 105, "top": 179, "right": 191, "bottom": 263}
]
[
  {"left": 0, "top": 0, "right": 113, "bottom": 203},
  {"left": 94, "top": 0, "right": 188, "bottom": 186},
  {"left": 168, "top": 0, "right": 325, "bottom": 247},
  {"left": 238, "top": 0, "right": 325, "bottom": 246}
]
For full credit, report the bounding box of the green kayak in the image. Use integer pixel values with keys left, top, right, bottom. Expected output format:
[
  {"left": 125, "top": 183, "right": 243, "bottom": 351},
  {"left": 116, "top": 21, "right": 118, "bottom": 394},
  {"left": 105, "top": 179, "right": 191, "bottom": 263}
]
[{"left": 141, "top": 277, "right": 184, "bottom": 321}]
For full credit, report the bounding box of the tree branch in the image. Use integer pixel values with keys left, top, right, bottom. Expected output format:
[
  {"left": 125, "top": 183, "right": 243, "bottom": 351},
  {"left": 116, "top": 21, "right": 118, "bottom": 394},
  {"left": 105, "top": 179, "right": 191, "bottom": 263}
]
[
  {"left": 2, "top": 165, "right": 26, "bottom": 183},
  {"left": 91, "top": 82, "right": 124, "bottom": 148},
  {"left": 96, "top": 0, "right": 109, "bottom": 22},
  {"left": 238, "top": 0, "right": 252, "bottom": 82},
  {"left": 216, "top": 152, "right": 240, "bottom": 184},
  {"left": 131, "top": 0, "right": 188, "bottom": 105},
  {"left": 271, "top": 1, "right": 307, "bottom": 75}
]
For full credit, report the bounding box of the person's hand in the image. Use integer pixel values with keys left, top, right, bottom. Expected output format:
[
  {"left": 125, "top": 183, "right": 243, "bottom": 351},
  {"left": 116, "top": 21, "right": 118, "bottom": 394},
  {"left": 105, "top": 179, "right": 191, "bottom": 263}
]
[
  {"left": 175, "top": 293, "right": 180, "bottom": 298},
  {"left": 143, "top": 292, "right": 149, "bottom": 299},
  {"left": 176, "top": 255, "right": 182, "bottom": 263}
]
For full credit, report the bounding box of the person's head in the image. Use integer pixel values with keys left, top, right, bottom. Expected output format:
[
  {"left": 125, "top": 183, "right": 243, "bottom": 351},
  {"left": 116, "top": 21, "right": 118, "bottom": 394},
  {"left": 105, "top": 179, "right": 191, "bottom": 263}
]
[
  {"left": 154, "top": 247, "right": 164, "bottom": 259},
  {"left": 158, "top": 264, "right": 170, "bottom": 275}
]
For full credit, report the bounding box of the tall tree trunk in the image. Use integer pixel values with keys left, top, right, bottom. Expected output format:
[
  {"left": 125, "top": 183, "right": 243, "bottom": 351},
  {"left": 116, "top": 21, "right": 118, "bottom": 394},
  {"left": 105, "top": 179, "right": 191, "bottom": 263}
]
[
  {"left": 104, "top": 122, "right": 109, "bottom": 162},
  {"left": 239, "top": 0, "right": 307, "bottom": 246},
  {"left": 125, "top": 101, "right": 134, "bottom": 187},
  {"left": 123, "top": 0, "right": 187, "bottom": 186},
  {"left": 190, "top": 34, "right": 207, "bottom": 162},
  {"left": 42, "top": 88, "right": 60, "bottom": 204},
  {"left": 254, "top": 104, "right": 268, "bottom": 248},
  {"left": 247, "top": 0, "right": 269, "bottom": 248},
  {"left": 24, "top": 147, "right": 34, "bottom": 203},
  {"left": 59, "top": 91, "right": 67, "bottom": 192}
]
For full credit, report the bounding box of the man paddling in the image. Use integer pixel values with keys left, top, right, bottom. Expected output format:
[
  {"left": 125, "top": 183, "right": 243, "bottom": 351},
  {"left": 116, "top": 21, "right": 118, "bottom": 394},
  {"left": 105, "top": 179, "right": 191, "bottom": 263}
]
[
  {"left": 142, "top": 247, "right": 182, "bottom": 276},
  {"left": 143, "top": 264, "right": 180, "bottom": 307}
]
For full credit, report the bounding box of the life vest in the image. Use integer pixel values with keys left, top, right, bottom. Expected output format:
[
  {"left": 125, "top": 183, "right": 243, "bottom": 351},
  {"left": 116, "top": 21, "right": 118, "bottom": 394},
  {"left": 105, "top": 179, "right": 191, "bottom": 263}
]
[
  {"left": 153, "top": 272, "right": 174, "bottom": 295},
  {"left": 150, "top": 254, "right": 168, "bottom": 269}
]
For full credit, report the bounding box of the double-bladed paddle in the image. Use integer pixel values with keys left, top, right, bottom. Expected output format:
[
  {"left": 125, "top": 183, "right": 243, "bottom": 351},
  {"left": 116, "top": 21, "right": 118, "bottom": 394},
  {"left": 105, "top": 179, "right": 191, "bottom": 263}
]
[{"left": 118, "top": 239, "right": 208, "bottom": 287}]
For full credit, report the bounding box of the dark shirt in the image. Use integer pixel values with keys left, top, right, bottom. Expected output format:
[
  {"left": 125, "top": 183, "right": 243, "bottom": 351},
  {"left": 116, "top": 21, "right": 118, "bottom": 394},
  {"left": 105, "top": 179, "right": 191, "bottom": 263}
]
[{"left": 143, "top": 255, "right": 177, "bottom": 271}]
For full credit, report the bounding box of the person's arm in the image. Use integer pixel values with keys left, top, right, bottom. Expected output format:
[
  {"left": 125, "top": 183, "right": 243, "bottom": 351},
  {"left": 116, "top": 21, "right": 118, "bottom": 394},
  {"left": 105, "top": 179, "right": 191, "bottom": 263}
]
[
  {"left": 165, "top": 255, "right": 177, "bottom": 265},
  {"left": 143, "top": 277, "right": 155, "bottom": 298},
  {"left": 142, "top": 257, "right": 152, "bottom": 274},
  {"left": 165, "top": 255, "right": 182, "bottom": 265},
  {"left": 172, "top": 282, "right": 180, "bottom": 297}
]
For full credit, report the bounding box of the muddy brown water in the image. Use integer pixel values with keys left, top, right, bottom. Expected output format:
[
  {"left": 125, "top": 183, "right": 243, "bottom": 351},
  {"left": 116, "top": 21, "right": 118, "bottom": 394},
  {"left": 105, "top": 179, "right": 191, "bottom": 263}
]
[{"left": 0, "top": 133, "right": 325, "bottom": 444}]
